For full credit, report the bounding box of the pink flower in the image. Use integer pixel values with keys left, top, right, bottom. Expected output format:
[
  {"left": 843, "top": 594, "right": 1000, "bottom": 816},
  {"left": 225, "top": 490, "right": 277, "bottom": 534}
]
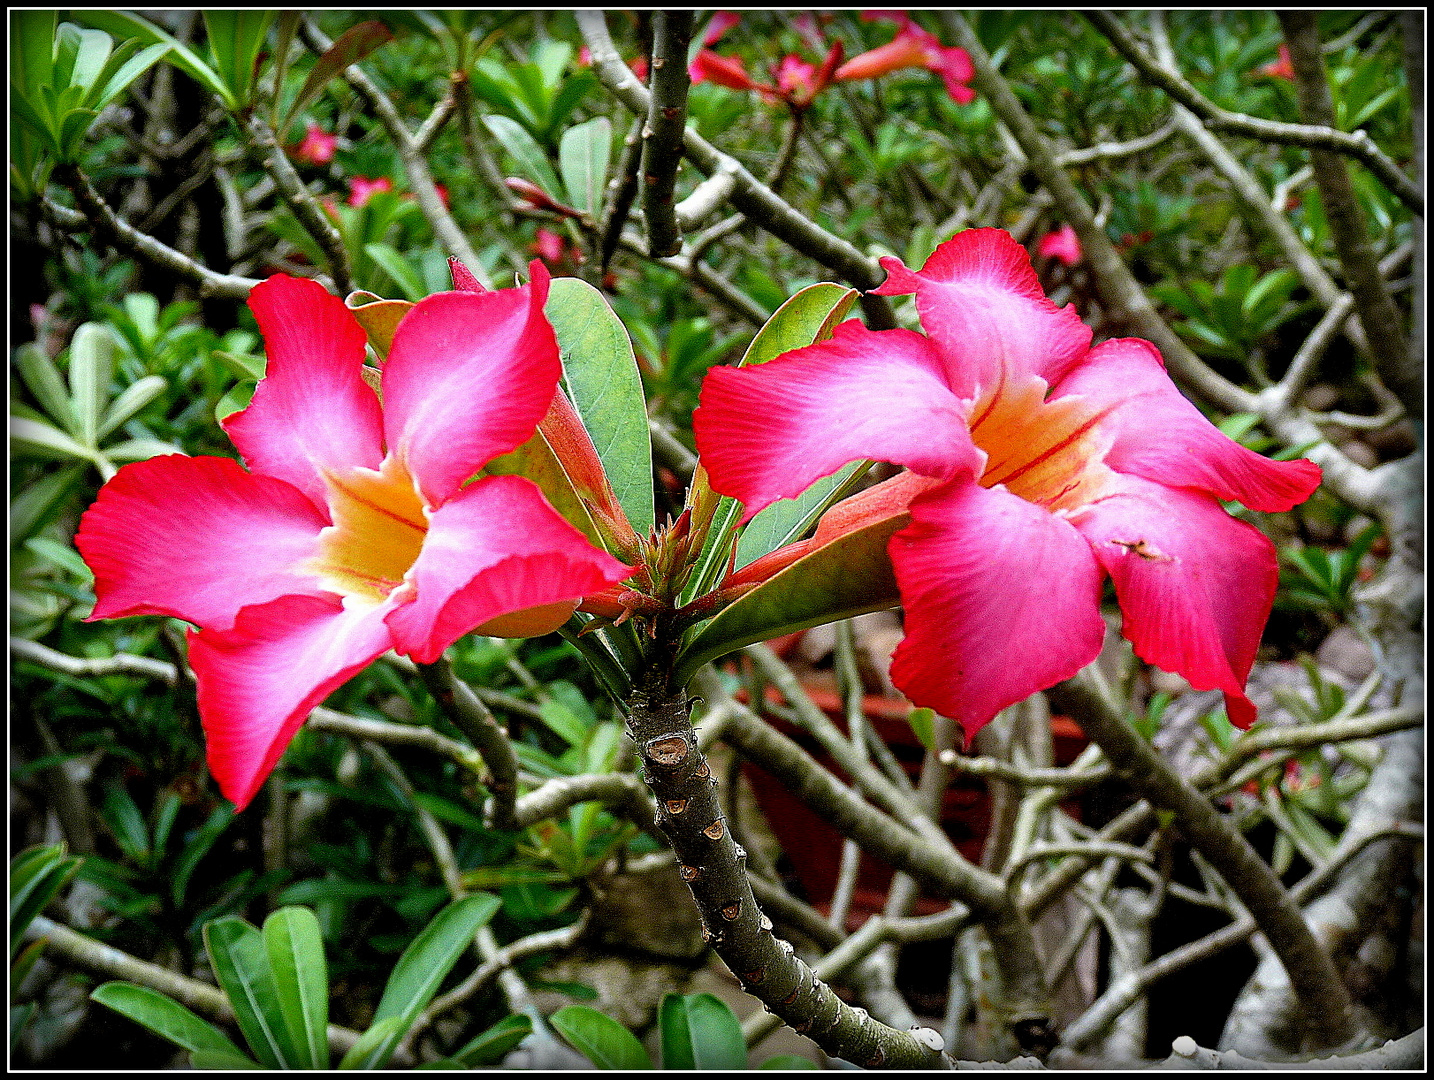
[
  {"left": 703, "top": 10, "right": 741, "bottom": 46},
  {"left": 693, "top": 229, "right": 1320, "bottom": 744},
  {"left": 294, "top": 124, "right": 337, "bottom": 166},
  {"left": 837, "top": 13, "right": 975, "bottom": 104},
  {"left": 532, "top": 228, "right": 567, "bottom": 265},
  {"left": 347, "top": 175, "right": 393, "bottom": 208},
  {"left": 1038, "top": 224, "right": 1082, "bottom": 267},
  {"left": 1256, "top": 44, "right": 1295, "bottom": 81},
  {"left": 690, "top": 48, "right": 770, "bottom": 93},
  {"left": 77, "top": 266, "right": 632, "bottom": 809}
]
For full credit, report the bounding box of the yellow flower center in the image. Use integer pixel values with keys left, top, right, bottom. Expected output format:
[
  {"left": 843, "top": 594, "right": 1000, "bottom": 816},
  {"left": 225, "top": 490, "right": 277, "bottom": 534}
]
[
  {"left": 309, "top": 457, "right": 428, "bottom": 602},
  {"left": 968, "top": 375, "right": 1116, "bottom": 514}
]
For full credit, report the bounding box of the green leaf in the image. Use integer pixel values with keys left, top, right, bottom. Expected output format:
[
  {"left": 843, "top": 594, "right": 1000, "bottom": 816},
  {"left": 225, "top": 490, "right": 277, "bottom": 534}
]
[
  {"left": 106, "top": 438, "right": 181, "bottom": 462},
  {"left": 263, "top": 908, "right": 330, "bottom": 1070},
  {"left": 283, "top": 21, "right": 393, "bottom": 134},
  {"left": 483, "top": 424, "right": 608, "bottom": 550},
  {"left": 545, "top": 277, "right": 654, "bottom": 535},
  {"left": 365, "top": 894, "right": 502, "bottom": 1068},
  {"left": 99, "top": 375, "right": 166, "bottom": 437},
  {"left": 66, "top": 322, "right": 114, "bottom": 447},
  {"left": 452, "top": 1013, "right": 533, "bottom": 1067},
  {"left": 759, "top": 1053, "right": 819, "bottom": 1068},
  {"left": 659, "top": 993, "right": 745, "bottom": 1071},
  {"left": 10, "top": 844, "right": 82, "bottom": 957},
  {"left": 23, "top": 537, "right": 93, "bottom": 582},
  {"left": 72, "top": 11, "right": 234, "bottom": 110},
  {"left": 14, "top": 343, "right": 75, "bottom": 432},
  {"left": 10, "top": 415, "right": 97, "bottom": 464},
  {"left": 10, "top": 464, "right": 86, "bottom": 544},
  {"left": 365, "top": 243, "right": 427, "bottom": 303},
  {"left": 558, "top": 116, "right": 611, "bottom": 217},
  {"left": 674, "top": 504, "right": 906, "bottom": 687},
  {"left": 550, "top": 1005, "right": 652, "bottom": 1070},
  {"left": 906, "top": 708, "right": 937, "bottom": 753},
  {"left": 338, "top": 1015, "right": 407, "bottom": 1070},
  {"left": 203, "top": 917, "right": 299, "bottom": 1069},
  {"left": 216, "top": 382, "right": 257, "bottom": 423},
  {"left": 191, "top": 1049, "right": 266, "bottom": 1069},
  {"left": 171, "top": 806, "right": 234, "bottom": 907},
  {"left": 201, "top": 12, "right": 274, "bottom": 110},
  {"left": 733, "top": 461, "right": 864, "bottom": 570},
  {"left": 483, "top": 113, "right": 564, "bottom": 203},
  {"left": 91, "top": 982, "right": 246, "bottom": 1057}
]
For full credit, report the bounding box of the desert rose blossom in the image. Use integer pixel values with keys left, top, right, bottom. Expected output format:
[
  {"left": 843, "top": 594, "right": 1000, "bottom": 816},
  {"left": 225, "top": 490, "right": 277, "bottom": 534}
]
[
  {"left": 693, "top": 229, "right": 1320, "bottom": 744},
  {"left": 347, "top": 175, "right": 393, "bottom": 208},
  {"left": 293, "top": 123, "right": 337, "bottom": 165},
  {"left": 1255, "top": 44, "right": 1296, "bottom": 80},
  {"left": 1038, "top": 223, "right": 1082, "bottom": 267},
  {"left": 77, "top": 265, "right": 632, "bottom": 809},
  {"left": 836, "top": 12, "right": 975, "bottom": 104}
]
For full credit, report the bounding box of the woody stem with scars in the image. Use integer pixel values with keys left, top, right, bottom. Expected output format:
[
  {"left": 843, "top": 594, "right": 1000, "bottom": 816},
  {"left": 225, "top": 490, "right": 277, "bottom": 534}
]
[{"left": 623, "top": 664, "right": 948, "bottom": 1069}]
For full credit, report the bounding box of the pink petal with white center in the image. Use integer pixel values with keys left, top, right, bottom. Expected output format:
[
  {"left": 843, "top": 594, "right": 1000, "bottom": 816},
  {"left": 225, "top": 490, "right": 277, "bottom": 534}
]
[
  {"left": 225, "top": 275, "right": 385, "bottom": 510},
  {"left": 76, "top": 454, "right": 331, "bottom": 632},
  {"left": 1070, "top": 473, "right": 1277, "bottom": 728},
  {"left": 1054, "top": 338, "right": 1322, "bottom": 512},
  {"left": 888, "top": 479, "right": 1106, "bottom": 746},
  {"left": 384, "top": 475, "right": 633, "bottom": 663},
  {"left": 382, "top": 262, "right": 561, "bottom": 507},
  {"left": 693, "top": 320, "right": 983, "bottom": 522},
  {"left": 189, "top": 593, "right": 398, "bottom": 810},
  {"left": 872, "top": 228, "right": 1093, "bottom": 398}
]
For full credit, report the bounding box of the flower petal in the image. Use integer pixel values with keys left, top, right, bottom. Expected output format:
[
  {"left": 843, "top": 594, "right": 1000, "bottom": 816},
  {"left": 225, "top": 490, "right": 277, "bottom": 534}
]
[
  {"left": 888, "top": 479, "right": 1106, "bottom": 746},
  {"left": 76, "top": 454, "right": 331, "bottom": 631},
  {"left": 382, "top": 262, "right": 561, "bottom": 507},
  {"left": 384, "top": 475, "right": 633, "bottom": 663},
  {"left": 1054, "top": 338, "right": 1322, "bottom": 512},
  {"left": 693, "top": 320, "right": 983, "bottom": 522},
  {"left": 189, "top": 594, "right": 397, "bottom": 810},
  {"left": 872, "top": 228, "right": 1093, "bottom": 399},
  {"left": 225, "top": 275, "right": 385, "bottom": 509},
  {"left": 1070, "top": 473, "right": 1277, "bottom": 728}
]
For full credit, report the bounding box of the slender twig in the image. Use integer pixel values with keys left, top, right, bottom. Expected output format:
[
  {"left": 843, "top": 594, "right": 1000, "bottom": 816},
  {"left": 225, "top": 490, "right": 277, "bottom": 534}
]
[
  {"left": 601, "top": 116, "right": 644, "bottom": 272},
  {"left": 941, "top": 753, "right": 1112, "bottom": 789},
  {"left": 512, "top": 772, "right": 657, "bottom": 832},
  {"left": 47, "top": 176, "right": 259, "bottom": 299},
  {"left": 1055, "top": 118, "right": 1178, "bottom": 166},
  {"left": 415, "top": 656, "right": 520, "bottom": 831},
  {"left": 675, "top": 158, "right": 739, "bottom": 231},
  {"left": 414, "top": 85, "right": 459, "bottom": 155},
  {"left": 642, "top": 11, "right": 694, "bottom": 256},
  {"left": 1085, "top": 11, "right": 1421, "bottom": 216},
  {"left": 1279, "top": 12, "right": 1420, "bottom": 420}
]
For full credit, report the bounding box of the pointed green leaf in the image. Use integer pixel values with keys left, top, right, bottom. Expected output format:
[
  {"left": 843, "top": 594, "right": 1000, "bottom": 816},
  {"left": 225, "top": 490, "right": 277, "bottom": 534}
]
[
  {"left": 907, "top": 708, "right": 937, "bottom": 753},
  {"left": 93, "top": 41, "right": 171, "bottom": 112},
  {"left": 99, "top": 375, "right": 167, "bottom": 437},
  {"left": 545, "top": 277, "right": 654, "bottom": 535},
  {"left": 66, "top": 321, "right": 114, "bottom": 447},
  {"left": 733, "top": 461, "right": 866, "bottom": 570},
  {"left": 11, "top": 844, "right": 82, "bottom": 956},
  {"left": 191, "top": 1049, "right": 265, "bottom": 1069},
  {"left": 91, "top": 983, "right": 246, "bottom": 1057},
  {"left": 483, "top": 113, "right": 563, "bottom": 203},
  {"left": 485, "top": 426, "right": 607, "bottom": 550},
  {"left": 203, "top": 917, "right": 299, "bottom": 1069},
  {"left": 72, "top": 10, "right": 234, "bottom": 109},
  {"left": 452, "top": 1013, "right": 533, "bottom": 1067},
  {"left": 282, "top": 21, "right": 393, "bottom": 134},
  {"left": 201, "top": 12, "right": 274, "bottom": 110},
  {"left": 364, "top": 894, "right": 502, "bottom": 1068},
  {"left": 66, "top": 24, "right": 114, "bottom": 94},
  {"left": 550, "top": 1005, "right": 652, "bottom": 1070},
  {"left": 12, "top": 11, "right": 59, "bottom": 99},
  {"left": 216, "top": 382, "right": 257, "bottom": 424},
  {"left": 759, "top": 1053, "right": 819, "bottom": 1068},
  {"left": 365, "top": 243, "right": 426, "bottom": 303},
  {"left": 659, "top": 993, "right": 745, "bottom": 1071},
  {"left": 14, "top": 343, "right": 76, "bottom": 432},
  {"left": 674, "top": 511, "right": 906, "bottom": 688},
  {"left": 559, "top": 116, "right": 611, "bottom": 217},
  {"left": 106, "top": 438, "right": 182, "bottom": 462},
  {"left": 10, "top": 464, "right": 86, "bottom": 544},
  {"left": 8, "top": 416, "right": 96, "bottom": 462},
  {"left": 263, "top": 908, "right": 330, "bottom": 1070},
  {"left": 338, "top": 1015, "right": 407, "bottom": 1070}
]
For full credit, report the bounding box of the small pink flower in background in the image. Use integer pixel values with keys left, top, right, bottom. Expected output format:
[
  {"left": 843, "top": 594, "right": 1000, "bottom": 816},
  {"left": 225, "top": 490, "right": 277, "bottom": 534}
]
[
  {"left": 294, "top": 124, "right": 337, "bottom": 166},
  {"left": 532, "top": 228, "right": 567, "bottom": 265},
  {"left": 703, "top": 10, "right": 741, "bottom": 46},
  {"left": 347, "top": 175, "right": 393, "bottom": 208},
  {"left": 776, "top": 54, "right": 817, "bottom": 100},
  {"left": 1256, "top": 44, "right": 1295, "bottom": 80},
  {"left": 432, "top": 182, "right": 450, "bottom": 210},
  {"left": 838, "top": 11, "right": 976, "bottom": 104},
  {"left": 690, "top": 48, "right": 770, "bottom": 93},
  {"left": 77, "top": 266, "right": 631, "bottom": 809},
  {"left": 1039, "top": 224, "right": 1082, "bottom": 267},
  {"left": 694, "top": 229, "right": 1320, "bottom": 745}
]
